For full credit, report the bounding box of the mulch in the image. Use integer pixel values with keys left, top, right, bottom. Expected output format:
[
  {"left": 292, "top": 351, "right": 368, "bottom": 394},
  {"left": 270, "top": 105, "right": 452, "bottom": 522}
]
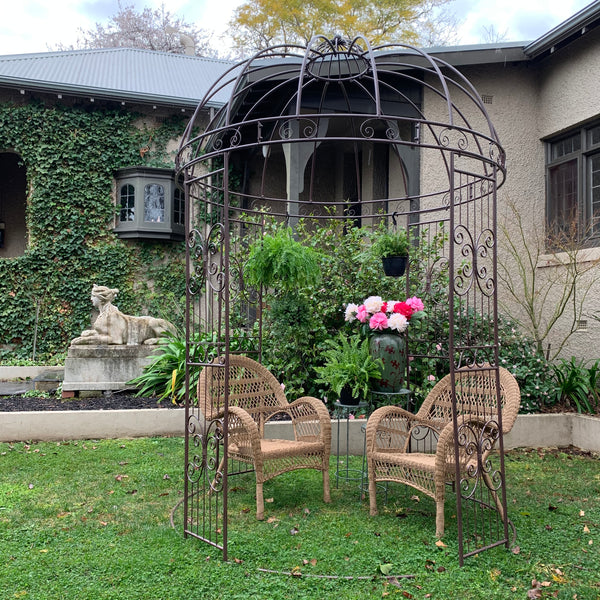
[{"left": 0, "top": 394, "right": 181, "bottom": 412}]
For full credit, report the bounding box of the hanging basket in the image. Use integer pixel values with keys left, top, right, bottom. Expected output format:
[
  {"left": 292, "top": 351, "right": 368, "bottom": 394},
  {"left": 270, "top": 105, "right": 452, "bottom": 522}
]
[{"left": 381, "top": 255, "right": 408, "bottom": 277}]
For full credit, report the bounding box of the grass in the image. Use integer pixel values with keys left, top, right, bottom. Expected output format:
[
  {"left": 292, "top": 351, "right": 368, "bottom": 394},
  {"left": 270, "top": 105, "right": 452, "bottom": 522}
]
[{"left": 1, "top": 438, "right": 599, "bottom": 599}]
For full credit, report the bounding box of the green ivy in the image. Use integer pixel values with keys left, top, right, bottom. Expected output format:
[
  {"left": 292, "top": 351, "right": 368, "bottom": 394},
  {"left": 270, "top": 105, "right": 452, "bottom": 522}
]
[{"left": 0, "top": 102, "right": 187, "bottom": 361}]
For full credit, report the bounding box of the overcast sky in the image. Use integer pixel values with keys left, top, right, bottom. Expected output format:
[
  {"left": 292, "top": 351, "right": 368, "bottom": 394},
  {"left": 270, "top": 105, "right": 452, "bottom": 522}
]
[{"left": 0, "top": 0, "right": 595, "bottom": 55}]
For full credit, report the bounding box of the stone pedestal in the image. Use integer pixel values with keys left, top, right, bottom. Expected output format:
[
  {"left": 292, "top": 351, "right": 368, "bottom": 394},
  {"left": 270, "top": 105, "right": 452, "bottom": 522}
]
[{"left": 62, "top": 345, "right": 158, "bottom": 393}]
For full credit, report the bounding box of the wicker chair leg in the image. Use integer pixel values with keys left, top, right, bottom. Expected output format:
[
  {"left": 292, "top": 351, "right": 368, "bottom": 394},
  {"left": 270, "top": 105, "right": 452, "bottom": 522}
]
[
  {"left": 369, "top": 474, "right": 378, "bottom": 516},
  {"left": 435, "top": 502, "right": 445, "bottom": 538},
  {"left": 256, "top": 481, "right": 264, "bottom": 520},
  {"left": 322, "top": 469, "right": 331, "bottom": 503},
  {"left": 482, "top": 471, "right": 505, "bottom": 521}
]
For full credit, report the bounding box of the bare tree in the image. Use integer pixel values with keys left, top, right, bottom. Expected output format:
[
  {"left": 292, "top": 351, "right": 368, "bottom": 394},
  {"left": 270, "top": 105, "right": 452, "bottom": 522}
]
[
  {"left": 498, "top": 198, "right": 600, "bottom": 359},
  {"left": 55, "top": 2, "right": 219, "bottom": 58},
  {"left": 480, "top": 24, "right": 508, "bottom": 44},
  {"left": 415, "top": 6, "right": 463, "bottom": 47}
]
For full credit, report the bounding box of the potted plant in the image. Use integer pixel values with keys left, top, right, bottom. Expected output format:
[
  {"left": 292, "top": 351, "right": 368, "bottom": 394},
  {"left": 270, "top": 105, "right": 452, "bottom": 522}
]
[
  {"left": 315, "top": 333, "right": 383, "bottom": 405},
  {"left": 371, "top": 228, "right": 410, "bottom": 276},
  {"left": 245, "top": 226, "right": 322, "bottom": 292}
]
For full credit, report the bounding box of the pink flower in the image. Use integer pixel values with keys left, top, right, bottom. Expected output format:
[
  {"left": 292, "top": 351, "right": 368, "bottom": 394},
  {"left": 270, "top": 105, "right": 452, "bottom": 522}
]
[
  {"left": 356, "top": 305, "right": 368, "bottom": 323},
  {"left": 406, "top": 296, "right": 424, "bottom": 312},
  {"left": 427, "top": 374, "right": 436, "bottom": 381},
  {"left": 369, "top": 312, "right": 388, "bottom": 330}
]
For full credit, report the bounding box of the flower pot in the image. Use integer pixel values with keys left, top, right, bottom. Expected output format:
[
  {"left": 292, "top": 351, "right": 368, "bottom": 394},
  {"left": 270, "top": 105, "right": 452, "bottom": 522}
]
[
  {"left": 381, "top": 255, "right": 407, "bottom": 277},
  {"left": 338, "top": 385, "right": 360, "bottom": 406},
  {"left": 369, "top": 333, "right": 406, "bottom": 393}
]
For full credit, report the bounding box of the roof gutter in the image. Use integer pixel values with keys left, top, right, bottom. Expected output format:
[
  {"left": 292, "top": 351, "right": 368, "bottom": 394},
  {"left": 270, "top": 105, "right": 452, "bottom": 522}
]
[
  {"left": 524, "top": 0, "right": 600, "bottom": 58},
  {"left": 0, "top": 76, "right": 225, "bottom": 110}
]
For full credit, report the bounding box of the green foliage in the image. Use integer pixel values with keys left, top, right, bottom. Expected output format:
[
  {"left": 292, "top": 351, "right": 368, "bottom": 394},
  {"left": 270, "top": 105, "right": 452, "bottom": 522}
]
[
  {"left": 551, "top": 356, "right": 599, "bottom": 413},
  {"left": 245, "top": 227, "right": 322, "bottom": 292},
  {"left": 131, "top": 329, "right": 258, "bottom": 402},
  {"left": 0, "top": 102, "right": 187, "bottom": 361},
  {"left": 370, "top": 227, "right": 410, "bottom": 257},
  {"left": 315, "top": 333, "right": 383, "bottom": 403},
  {"left": 496, "top": 317, "right": 555, "bottom": 413}
]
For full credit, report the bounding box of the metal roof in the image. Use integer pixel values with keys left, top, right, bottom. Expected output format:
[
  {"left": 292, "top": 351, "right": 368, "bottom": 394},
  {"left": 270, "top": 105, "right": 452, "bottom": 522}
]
[
  {"left": 0, "top": 48, "right": 234, "bottom": 108},
  {"left": 1, "top": 0, "right": 600, "bottom": 110},
  {"left": 524, "top": 0, "right": 600, "bottom": 58}
]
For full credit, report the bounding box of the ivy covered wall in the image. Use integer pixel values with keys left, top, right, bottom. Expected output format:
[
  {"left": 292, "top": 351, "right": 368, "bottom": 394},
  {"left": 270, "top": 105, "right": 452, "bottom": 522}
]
[{"left": 0, "top": 101, "right": 187, "bottom": 361}]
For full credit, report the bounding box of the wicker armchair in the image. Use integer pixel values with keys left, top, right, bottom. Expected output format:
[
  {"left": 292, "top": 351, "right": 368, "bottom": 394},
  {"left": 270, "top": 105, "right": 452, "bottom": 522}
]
[
  {"left": 366, "top": 366, "right": 520, "bottom": 538},
  {"left": 197, "top": 355, "right": 331, "bottom": 520}
]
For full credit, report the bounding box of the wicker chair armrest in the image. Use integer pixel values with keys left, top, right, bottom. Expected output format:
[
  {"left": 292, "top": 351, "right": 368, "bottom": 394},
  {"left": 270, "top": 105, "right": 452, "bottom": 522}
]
[
  {"left": 434, "top": 414, "right": 501, "bottom": 475},
  {"left": 227, "top": 405, "right": 262, "bottom": 456},
  {"left": 283, "top": 396, "right": 332, "bottom": 444},
  {"left": 366, "top": 405, "right": 439, "bottom": 453}
]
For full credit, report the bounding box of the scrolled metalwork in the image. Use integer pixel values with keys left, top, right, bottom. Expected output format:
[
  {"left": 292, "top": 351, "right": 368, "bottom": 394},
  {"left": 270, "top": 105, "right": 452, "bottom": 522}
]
[
  {"left": 439, "top": 126, "right": 469, "bottom": 151},
  {"left": 185, "top": 417, "right": 225, "bottom": 490},
  {"left": 359, "top": 118, "right": 400, "bottom": 140},
  {"left": 279, "top": 118, "right": 318, "bottom": 140}
]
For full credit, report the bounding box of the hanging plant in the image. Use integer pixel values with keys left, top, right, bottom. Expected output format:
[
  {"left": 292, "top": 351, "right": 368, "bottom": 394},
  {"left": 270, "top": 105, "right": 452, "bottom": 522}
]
[{"left": 245, "top": 226, "right": 321, "bottom": 292}]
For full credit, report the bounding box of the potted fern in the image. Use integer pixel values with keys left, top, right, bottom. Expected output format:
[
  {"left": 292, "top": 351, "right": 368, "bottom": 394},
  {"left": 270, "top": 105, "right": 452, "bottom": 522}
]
[
  {"left": 315, "top": 333, "right": 383, "bottom": 405},
  {"left": 371, "top": 228, "right": 410, "bottom": 277}
]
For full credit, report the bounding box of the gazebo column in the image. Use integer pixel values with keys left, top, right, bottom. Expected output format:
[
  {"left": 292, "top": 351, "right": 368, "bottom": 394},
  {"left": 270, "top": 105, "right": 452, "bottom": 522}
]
[{"left": 283, "top": 118, "right": 328, "bottom": 229}]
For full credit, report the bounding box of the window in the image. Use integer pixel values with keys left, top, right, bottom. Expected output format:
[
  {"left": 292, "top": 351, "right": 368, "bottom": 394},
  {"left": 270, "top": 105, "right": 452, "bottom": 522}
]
[
  {"left": 119, "top": 184, "right": 135, "bottom": 222},
  {"left": 174, "top": 186, "right": 185, "bottom": 226},
  {"left": 547, "top": 123, "right": 600, "bottom": 245},
  {"left": 113, "top": 167, "right": 184, "bottom": 241}
]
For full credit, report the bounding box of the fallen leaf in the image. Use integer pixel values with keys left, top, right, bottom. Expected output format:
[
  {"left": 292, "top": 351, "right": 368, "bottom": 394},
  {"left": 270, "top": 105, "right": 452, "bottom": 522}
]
[
  {"left": 265, "top": 498, "right": 274, "bottom": 503},
  {"left": 163, "top": 474, "right": 171, "bottom": 480},
  {"left": 115, "top": 474, "right": 128, "bottom": 481},
  {"left": 410, "top": 495, "right": 420, "bottom": 502},
  {"left": 511, "top": 546, "right": 521, "bottom": 554},
  {"left": 402, "top": 592, "right": 414, "bottom": 599},
  {"left": 290, "top": 527, "right": 299, "bottom": 535},
  {"left": 437, "top": 566, "right": 446, "bottom": 573},
  {"left": 309, "top": 558, "right": 317, "bottom": 566},
  {"left": 435, "top": 540, "right": 447, "bottom": 548},
  {"left": 126, "top": 489, "right": 137, "bottom": 495},
  {"left": 583, "top": 525, "right": 590, "bottom": 533},
  {"left": 540, "top": 581, "right": 551, "bottom": 587},
  {"left": 579, "top": 510, "right": 585, "bottom": 517},
  {"left": 379, "top": 563, "right": 394, "bottom": 575},
  {"left": 233, "top": 557, "right": 243, "bottom": 564},
  {"left": 39, "top": 549, "right": 48, "bottom": 553}
]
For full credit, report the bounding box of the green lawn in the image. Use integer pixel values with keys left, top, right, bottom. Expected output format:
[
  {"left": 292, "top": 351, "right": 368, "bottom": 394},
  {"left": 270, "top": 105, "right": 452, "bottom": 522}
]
[{"left": 1, "top": 438, "right": 598, "bottom": 599}]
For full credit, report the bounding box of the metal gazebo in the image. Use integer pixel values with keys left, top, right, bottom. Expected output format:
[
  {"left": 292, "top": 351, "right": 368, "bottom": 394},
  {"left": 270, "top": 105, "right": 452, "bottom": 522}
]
[{"left": 176, "top": 35, "right": 509, "bottom": 564}]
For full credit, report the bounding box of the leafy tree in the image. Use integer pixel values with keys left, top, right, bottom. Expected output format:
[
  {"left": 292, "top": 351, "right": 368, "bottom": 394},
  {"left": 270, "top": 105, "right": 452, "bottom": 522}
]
[
  {"left": 56, "top": 2, "right": 218, "bottom": 58},
  {"left": 229, "top": 0, "right": 453, "bottom": 54}
]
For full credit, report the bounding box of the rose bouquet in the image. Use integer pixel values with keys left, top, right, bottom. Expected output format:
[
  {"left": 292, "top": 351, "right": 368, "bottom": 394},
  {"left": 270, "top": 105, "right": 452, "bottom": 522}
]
[{"left": 344, "top": 295, "right": 425, "bottom": 334}]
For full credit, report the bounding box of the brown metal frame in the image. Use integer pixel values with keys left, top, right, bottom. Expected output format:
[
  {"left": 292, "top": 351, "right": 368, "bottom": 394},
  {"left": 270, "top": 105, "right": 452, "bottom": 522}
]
[{"left": 176, "top": 34, "right": 508, "bottom": 564}]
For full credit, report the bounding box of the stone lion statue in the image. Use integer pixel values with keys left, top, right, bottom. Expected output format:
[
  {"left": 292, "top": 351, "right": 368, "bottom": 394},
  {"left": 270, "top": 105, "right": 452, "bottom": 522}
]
[{"left": 70, "top": 284, "right": 176, "bottom": 346}]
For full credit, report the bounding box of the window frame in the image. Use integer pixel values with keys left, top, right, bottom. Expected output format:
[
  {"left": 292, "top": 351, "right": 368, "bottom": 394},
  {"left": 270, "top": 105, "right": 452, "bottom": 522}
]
[{"left": 546, "top": 122, "right": 600, "bottom": 248}]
